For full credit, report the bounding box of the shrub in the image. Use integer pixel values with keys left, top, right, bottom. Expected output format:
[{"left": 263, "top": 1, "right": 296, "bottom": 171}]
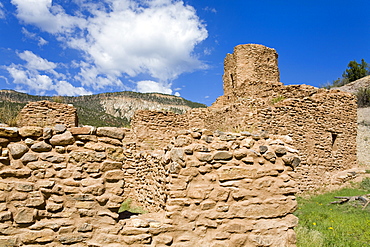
[
  {"left": 356, "top": 87, "right": 370, "bottom": 107},
  {"left": 360, "top": 177, "right": 370, "bottom": 190},
  {"left": 271, "top": 95, "right": 286, "bottom": 104},
  {"left": 0, "top": 102, "right": 23, "bottom": 126}
]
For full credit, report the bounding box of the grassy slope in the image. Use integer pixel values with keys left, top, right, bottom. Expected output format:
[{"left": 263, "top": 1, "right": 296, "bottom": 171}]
[{"left": 295, "top": 179, "right": 370, "bottom": 247}]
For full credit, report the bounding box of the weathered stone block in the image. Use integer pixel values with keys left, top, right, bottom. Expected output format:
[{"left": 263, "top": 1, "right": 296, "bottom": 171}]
[
  {"left": 19, "top": 126, "right": 43, "bottom": 137},
  {"left": 122, "top": 234, "right": 151, "bottom": 245},
  {"left": 58, "top": 234, "right": 86, "bottom": 244},
  {"left": 49, "top": 131, "right": 75, "bottom": 146},
  {"left": 0, "top": 211, "right": 12, "bottom": 222},
  {"left": 14, "top": 207, "right": 36, "bottom": 224},
  {"left": 97, "top": 127, "right": 125, "bottom": 140},
  {"left": 22, "top": 229, "right": 55, "bottom": 244},
  {"left": 21, "top": 153, "right": 38, "bottom": 163},
  {"left": 8, "top": 143, "right": 29, "bottom": 159},
  {"left": 30, "top": 141, "right": 53, "bottom": 152},
  {"left": 101, "top": 160, "right": 122, "bottom": 171},
  {"left": 0, "top": 127, "right": 18, "bottom": 138},
  {"left": 69, "top": 126, "right": 95, "bottom": 135},
  {"left": 213, "top": 151, "right": 233, "bottom": 160},
  {"left": 106, "top": 147, "right": 126, "bottom": 161},
  {"left": 105, "top": 170, "right": 124, "bottom": 182},
  {"left": 0, "top": 169, "right": 31, "bottom": 178}
]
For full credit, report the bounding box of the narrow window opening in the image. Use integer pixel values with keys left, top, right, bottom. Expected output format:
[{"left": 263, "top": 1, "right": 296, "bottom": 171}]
[
  {"left": 331, "top": 133, "right": 337, "bottom": 147},
  {"left": 230, "top": 74, "right": 234, "bottom": 87}
]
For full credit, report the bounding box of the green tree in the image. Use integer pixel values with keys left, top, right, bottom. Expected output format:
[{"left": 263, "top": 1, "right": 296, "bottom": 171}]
[{"left": 343, "top": 59, "right": 369, "bottom": 83}]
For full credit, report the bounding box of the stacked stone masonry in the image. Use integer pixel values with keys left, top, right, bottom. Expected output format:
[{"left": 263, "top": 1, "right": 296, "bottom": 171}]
[
  {"left": 132, "top": 44, "right": 358, "bottom": 192},
  {"left": 17, "top": 101, "right": 78, "bottom": 128},
  {"left": 0, "top": 125, "right": 300, "bottom": 246}
]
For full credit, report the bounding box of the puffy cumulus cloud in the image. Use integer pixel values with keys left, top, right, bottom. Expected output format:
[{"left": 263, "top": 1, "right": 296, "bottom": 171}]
[
  {"left": 18, "top": 50, "right": 56, "bottom": 71},
  {"left": 11, "top": 0, "right": 208, "bottom": 94},
  {"left": 6, "top": 65, "right": 54, "bottom": 95},
  {"left": 5, "top": 52, "right": 92, "bottom": 96},
  {"left": 11, "top": 0, "right": 85, "bottom": 34},
  {"left": 70, "top": 0, "right": 208, "bottom": 82},
  {"left": 136, "top": 80, "right": 172, "bottom": 94}
]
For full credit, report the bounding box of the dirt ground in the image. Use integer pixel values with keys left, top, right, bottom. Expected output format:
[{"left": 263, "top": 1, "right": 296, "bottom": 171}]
[{"left": 357, "top": 107, "right": 370, "bottom": 169}]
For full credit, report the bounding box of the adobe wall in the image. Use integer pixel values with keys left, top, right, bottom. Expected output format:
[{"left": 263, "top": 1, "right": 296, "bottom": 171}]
[
  {"left": 17, "top": 101, "right": 78, "bottom": 128},
  {"left": 0, "top": 125, "right": 299, "bottom": 246},
  {"left": 131, "top": 44, "right": 358, "bottom": 192}
]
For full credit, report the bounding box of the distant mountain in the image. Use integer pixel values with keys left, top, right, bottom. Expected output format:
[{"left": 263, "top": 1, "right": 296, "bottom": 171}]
[{"left": 0, "top": 90, "right": 207, "bottom": 127}]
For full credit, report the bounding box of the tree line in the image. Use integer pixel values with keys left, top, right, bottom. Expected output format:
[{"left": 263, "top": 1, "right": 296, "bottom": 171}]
[{"left": 325, "top": 59, "right": 370, "bottom": 107}]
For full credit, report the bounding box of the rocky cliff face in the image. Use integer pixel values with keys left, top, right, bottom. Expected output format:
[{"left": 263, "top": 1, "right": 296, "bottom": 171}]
[{"left": 100, "top": 96, "right": 193, "bottom": 121}]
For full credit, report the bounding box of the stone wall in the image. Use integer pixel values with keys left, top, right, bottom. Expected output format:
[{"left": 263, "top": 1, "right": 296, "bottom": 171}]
[
  {"left": 0, "top": 125, "right": 299, "bottom": 246},
  {"left": 17, "top": 101, "right": 78, "bottom": 128},
  {"left": 131, "top": 44, "right": 358, "bottom": 192},
  {"left": 163, "top": 129, "right": 299, "bottom": 247}
]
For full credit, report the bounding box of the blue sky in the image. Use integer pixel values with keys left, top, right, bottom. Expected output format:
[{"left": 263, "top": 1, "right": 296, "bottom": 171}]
[{"left": 0, "top": 0, "right": 369, "bottom": 105}]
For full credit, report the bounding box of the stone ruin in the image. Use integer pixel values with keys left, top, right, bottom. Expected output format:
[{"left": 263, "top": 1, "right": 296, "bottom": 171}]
[
  {"left": 0, "top": 44, "right": 359, "bottom": 246},
  {"left": 0, "top": 125, "right": 298, "bottom": 246},
  {"left": 132, "top": 44, "right": 358, "bottom": 192},
  {"left": 17, "top": 101, "right": 78, "bottom": 128}
]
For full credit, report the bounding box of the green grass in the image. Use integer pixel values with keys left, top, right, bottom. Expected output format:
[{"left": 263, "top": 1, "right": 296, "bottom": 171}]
[
  {"left": 295, "top": 181, "right": 370, "bottom": 247},
  {"left": 118, "top": 198, "right": 147, "bottom": 214}
]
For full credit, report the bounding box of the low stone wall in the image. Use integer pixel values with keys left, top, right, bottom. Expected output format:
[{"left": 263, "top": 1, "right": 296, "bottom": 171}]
[
  {"left": 162, "top": 129, "right": 299, "bottom": 247},
  {"left": 17, "top": 101, "right": 78, "bottom": 128},
  {"left": 0, "top": 126, "right": 299, "bottom": 246}
]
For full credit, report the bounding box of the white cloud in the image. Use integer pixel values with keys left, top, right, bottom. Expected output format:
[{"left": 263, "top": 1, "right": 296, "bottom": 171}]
[
  {"left": 0, "top": 3, "right": 5, "bottom": 19},
  {"left": 18, "top": 50, "right": 56, "bottom": 71},
  {"left": 174, "top": 92, "right": 180, "bottom": 97},
  {"left": 10, "top": 0, "right": 208, "bottom": 94},
  {"left": 6, "top": 52, "right": 91, "bottom": 96},
  {"left": 136, "top": 80, "right": 172, "bottom": 94},
  {"left": 6, "top": 65, "right": 53, "bottom": 94},
  {"left": 11, "top": 0, "right": 85, "bottom": 34},
  {"left": 55, "top": 81, "right": 92, "bottom": 96},
  {"left": 22, "top": 28, "right": 49, "bottom": 46}
]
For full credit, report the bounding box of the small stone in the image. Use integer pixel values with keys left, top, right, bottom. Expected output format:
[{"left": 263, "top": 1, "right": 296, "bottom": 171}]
[
  {"left": 49, "top": 131, "right": 74, "bottom": 146},
  {"left": 69, "top": 126, "right": 95, "bottom": 135},
  {"left": 0, "top": 127, "right": 18, "bottom": 138},
  {"left": 54, "top": 124, "right": 66, "bottom": 133},
  {"left": 8, "top": 143, "right": 29, "bottom": 159},
  {"left": 259, "top": 146, "right": 268, "bottom": 154},
  {"left": 21, "top": 153, "right": 38, "bottom": 163},
  {"left": 0, "top": 211, "right": 12, "bottom": 222},
  {"left": 77, "top": 223, "right": 93, "bottom": 232},
  {"left": 263, "top": 151, "right": 276, "bottom": 162},
  {"left": 101, "top": 160, "right": 122, "bottom": 172},
  {"left": 40, "top": 153, "right": 66, "bottom": 163},
  {"left": 14, "top": 207, "right": 36, "bottom": 224},
  {"left": 213, "top": 151, "right": 233, "bottom": 160},
  {"left": 58, "top": 234, "right": 86, "bottom": 244},
  {"left": 43, "top": 127, "right": 53, "bottom": 139},
  {"left": 24, "top": 138, "right": 35, "bottom": 146},
  {"left": 195, "top": 152, "right": 213, "bottom": 162},
  {"left": 0, "top": 138, "right": 9, "bottom": 147},
  {"left": 104, "top": 170, "right": 124, "bottom": 182},
  {"left": 15, "top": 182, "right": 34, "bottom": 192},
  {"left": 96, "top": 127, "right": 125, "bottom": 140},
  {"left": 31, "top": 142, "right": 52, "bottom": 152},
  {"left": 19, "top": 126, "right": 43, "bottom": 137},
  {"left": 275, "top": 147, "right": 287, "bottom": 156}
]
